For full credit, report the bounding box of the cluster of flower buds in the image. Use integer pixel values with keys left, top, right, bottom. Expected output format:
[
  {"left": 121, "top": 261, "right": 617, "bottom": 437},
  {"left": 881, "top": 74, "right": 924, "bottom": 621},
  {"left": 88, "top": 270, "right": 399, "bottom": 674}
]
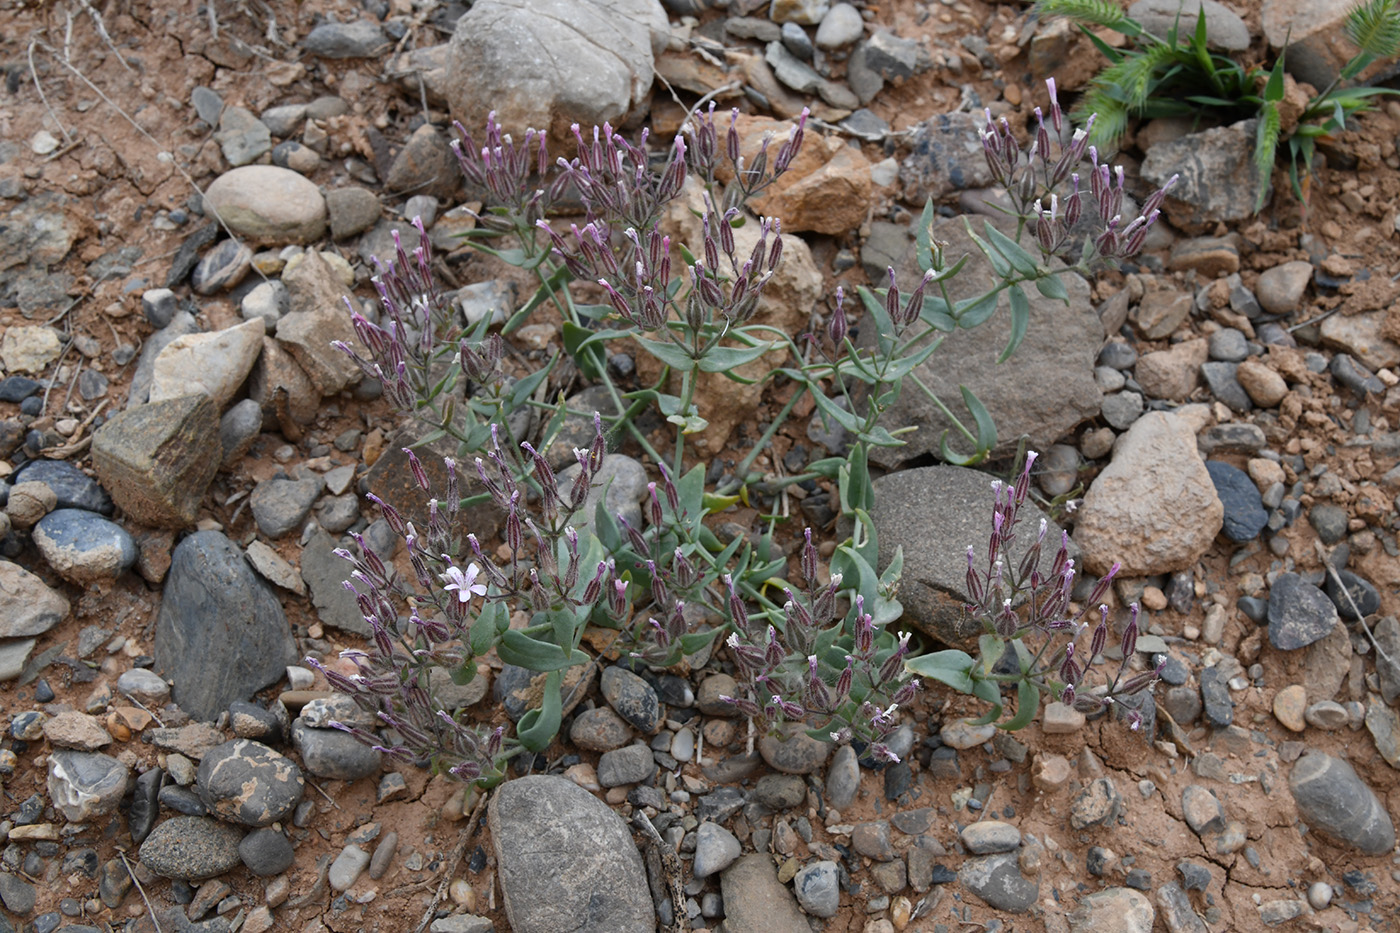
[
  {"left": 963, "top": 451, "right": 1161, "bottom": 730},
  {"left": 685, "top": 103, "right": 809, "bottom": 207},
  {"left": 682, "top": 200, "right": 783, "bottom": 329},
  {"left": 880, "top": 267, "right": 936, "bottom": 334},
  {"left": 335, "top": 218, "right": 456, "bottom": 411},
  {"left": 451, "top": 111, "right": 563, "bottom": 222},
  {"left": 557, "top": 122, "right": 689, "bottom": 233},
  {"left": 979, "top": 78, "right": 1180, "bottom": 265}
]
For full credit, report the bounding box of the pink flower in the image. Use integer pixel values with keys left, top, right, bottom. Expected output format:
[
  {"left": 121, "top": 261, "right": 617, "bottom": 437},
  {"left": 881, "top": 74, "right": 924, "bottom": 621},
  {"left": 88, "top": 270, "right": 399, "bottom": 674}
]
[{"left": 439, "top": 562, "right": 487, "bottom": 602}]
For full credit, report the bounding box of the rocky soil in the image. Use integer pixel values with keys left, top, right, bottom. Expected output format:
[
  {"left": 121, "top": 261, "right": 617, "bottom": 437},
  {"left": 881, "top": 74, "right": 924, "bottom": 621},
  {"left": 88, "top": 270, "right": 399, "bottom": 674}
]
[{"left": 0, "top": 0, "right": 1398, "bottom": 932}]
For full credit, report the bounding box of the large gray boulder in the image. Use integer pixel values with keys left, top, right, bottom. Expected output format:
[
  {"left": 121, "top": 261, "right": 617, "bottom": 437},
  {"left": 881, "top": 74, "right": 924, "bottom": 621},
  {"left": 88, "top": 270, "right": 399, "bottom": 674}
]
[
  {"left": 446, "top": 0, "right": 668, "bottom": 140},
  {"left": 154, "top": 531, "right": 296, "bottom": 722},
  {"left": 864, "top": 215, "right": 1101, "bottom": 467},
  {"left": 490, "top": 775, "right": 654, "bottom": 932}
]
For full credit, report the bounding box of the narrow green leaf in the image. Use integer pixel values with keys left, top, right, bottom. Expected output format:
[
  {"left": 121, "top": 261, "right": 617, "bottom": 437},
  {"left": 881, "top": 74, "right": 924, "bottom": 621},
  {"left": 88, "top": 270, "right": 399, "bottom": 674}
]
[
  {"left": 999, "top": 680, "right": 1041, "bottom": 731},
  {"left": 999, "top": 285, "right": 1030, "bottom": 364},
  {"left": 633, "top": 335, "right": 696, "bottom": 372},
  {"left": 1034, "top": 274, "right": 1070, "bottom": 303},
  {"left": 562, "top": 321, "right": 606, "bottom": 380},
  {"left": 963, "top": 385, "right": 998, "bottom": 451},
  {"left": 983, "top": 221, "right": 1040, "bottom": 277},
  {"left": 696, "top": 341, "right": 775, "bottom": 373},
  {"left": 904, "top": 650, "right": 975, "bottom": 693},
  {"left": 954, "top": 291, "right": 1000, "bottom": 329},
  {"left": 915, "top": 197, "right": 936, "bottom": 273},
  {"left": 516, "top": 670, "right": 563, "bottom": 752},
  {"left": 1254, "top": 99, "right": 1281, "bottom": 213}
]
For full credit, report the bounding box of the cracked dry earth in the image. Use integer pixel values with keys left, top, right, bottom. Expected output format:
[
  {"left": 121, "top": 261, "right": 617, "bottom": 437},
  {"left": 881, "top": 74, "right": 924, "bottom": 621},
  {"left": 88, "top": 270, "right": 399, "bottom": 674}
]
[{"left": 0, "top": 0, "right": 1398, "bottom": 932}]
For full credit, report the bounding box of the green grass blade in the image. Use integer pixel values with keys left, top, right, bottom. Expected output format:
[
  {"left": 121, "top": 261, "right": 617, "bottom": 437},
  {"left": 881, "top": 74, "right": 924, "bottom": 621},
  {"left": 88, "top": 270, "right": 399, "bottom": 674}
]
[{"left": 1254, "top": 100, "right": 1281, "bottom": 213}]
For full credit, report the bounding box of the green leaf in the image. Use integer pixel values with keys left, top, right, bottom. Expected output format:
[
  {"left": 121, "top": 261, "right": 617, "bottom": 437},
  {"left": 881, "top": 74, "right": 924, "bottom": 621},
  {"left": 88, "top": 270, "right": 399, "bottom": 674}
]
[
  {"left": 965, "top": 677, "right": 1004, "bottom": 725},
  {"left": 1034, "top": 274, "right": 1070, "bottom": 303},
  {"left": 983, "top": 221, "right": 1041, "bottom": 277},
  {"left": 679, "top": 628, "right": 723, "bottom": 655},
  {"left": 938, "top": 385, "right": 997, "bottom": 464},
  {"left": 857, "top": 286, "right": 898, "bottom": 354},
  {"left": 904, "top": 650, "right": 976, "bottom": 693},
  {"left": 999, "top": 285, "right": 1030, "bottom": 364},
  {"left": 562, "top": 321, "right": 606, "bottom": 380},
  {"left": 497, "top": 630, "right": 588, "bottom": 671},
  {"left": 516, "top": 670, "right": 563, "bottom": 752},
  {"left": 811, "top": 390, "right": 863, "bottom": 433},
  {"left": 634, "top": 335, "right": 696, "bottom": 372},
  {"left": 507, "top": 358, "right": 554, "bottom": 409},
  {"left": 954, "top": 291, "right": 1000, "bottom": 329},
  {"left": 966, "top": 226, "right": 1012, "bottom": 278},
  {"left": 920, "top": 294, "right": 957, "bottom": 332},
  {"left": 696, "top": 340, "right": 775, "bottom": 373},
  {"left": 1000, "top": 680, "right": 1041, "bottom": 731}
]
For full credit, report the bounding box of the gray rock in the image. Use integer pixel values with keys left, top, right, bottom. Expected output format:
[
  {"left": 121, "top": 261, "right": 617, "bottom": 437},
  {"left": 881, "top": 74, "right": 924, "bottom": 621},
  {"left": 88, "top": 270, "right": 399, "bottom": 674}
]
[
  {"left": 139, "top": 816, "right": 244, "bottom": 881},
  {"left": 216, "top": 106, "right": 271, "bottom": 167},
  {"left": 292, "top": 718, "right": 381, "bottom": 782},
  {"left": 793, "top": 859, "right": 841, "bottom": 917},
  {"left": 1289, "top": 752, "right": 1396, "bottom": 855},
  {"left": 1373, "top": 616, "right": 1400, "bottom": 705},
  {"left": 430, "top": 917, "right": 494, "bottom": 933},
  {"left": 753, "top": 773, "right": 807, "bottom": 810},
  {"left": 1181, "top": 785, "right": 1224, "bottom": 836},
  {"left": 249, "top": 475, "right": 323, "bottom": 539},
  {"left": 0, "top": 638, "right": 36, "bottom": 681},
  {"left": 154, "top": 531, "right": 296, "bottom": 721},
  {"left": 197, "top": 739, "right": 304, "bottom": 826},
  {"left": 141, "top": 289, "right": 179, "bottom": 328},
  {"left": 720, "top": 854, "right": 811, "bottom": 933},
  {"left": 1205, "top": 461, "right": 1267, "bottom": 541},
  {"left": 329, "top": 843, "right": 371, "bottom": 891},
  {"left": 1070, "top": 777, "right": 1121, "bottom": 829},
  {"left": 1127, "top": 0, "right": 1248, "bottom": 49},
  {"left": 94, "top": 394, "right": 221, "bottom": 528},
  {"left": 239, "top": 827, "right": 295, "bottom": 876},
  {"left": 0, "top": 561, "right": 70, "bottom": 638},
  {"left": 1267, "top": 573, "right": 1340, "bottom": 651},
  {"left": 1208, "top": 328, "right": 1249, "bottom": 362},
  {"left": 385, "top": 124, "right": 459, "bottom": 201},
  {"left": 596, "top": 743, "right": 656, "bottom": 787},
  {"left": 871, "top": 464, "right": 1074, "bottom": 651},
  {"left": 569, "top": 707, "right": 633, "bottom": 752},
  {"left": 1256, "top": 261, "right": 1313, "bottom": 315},
  {"left": 692, "top": 821, "right": 742, "bottom": 878},
  {"left": 445, "top": 0, "right": 665, "bottom": 138},
  {"left": 1068, "top": 887, "right": 1155, "bottom": 933},
  {"left": 600, "top": 665, "right": 660, "bottom": 734},
  {"left": 490, "top": 775, "right": 653, "bottom": 932},
  {"left": 304, "top": 20, "right": 388, "bottom": 58},
  {"left": 0, "top": 872, "right": 35, "bottom": 915},
  {"left": 961, "top": 820, "right": 1021, "bottom": 854},
  {"left": 900, "top": 112, "right": 995, "bottom": 202},
  {"left": 300, "top": 527, "right": 372, "bottom": 636},
  {"left": 1201, "top": 361, "right": 1252, "bottom": 413},
  {"left": 47, "top": 749, "right": 129, "bottom": 822},
  {"left": 260, "top": 104, "right": 306, "bottom": 137},
  {"left": 118, "top": 668, "right": 170, "bottom": 701},
  {"left": 1331, "top": 353, "right": 1386, "bottom": 395},
  {"left": 325, "top": 187, "right": 382, "bottom": 241},
  {"left": 864, "top": 29, "right": 927, "bottom": 79},
  {"left": 190, "top": 86, "right": 223, "bottom": 126},
  {"left": 191, "top": 238, "right": 253, "bottom": 295},
  {"left": 219, "top": 398, "right": 264, "bottom": 469},
  {"left": 1141, "top": 120, "right": 1262, "bottom": 233},
  {"left": 824, "top": 743, "right": 860, "bottom": 809},
  {"left": 204, "top": 165, "right": 327, "bottom": 246},
  {"left": 240, "top": 280, "right": 288, "bottom": 332},
  {"left": 32, "top": 509, "right": 136, "bottom": 585},
  {"left": 865, "top": 215, "right": 1099, "bottom": 465},
  {"left": 11, "top": 458, "right": 114, "bottom": 514},
  {"left": 958, "top": 852, "right": 1038, "bottom": 913},
  {"left": 558, "top": 453, "right": 648, "bottom": 534},
  {"left": 758, "top": 725, "right": 832, "bottom": 774}
]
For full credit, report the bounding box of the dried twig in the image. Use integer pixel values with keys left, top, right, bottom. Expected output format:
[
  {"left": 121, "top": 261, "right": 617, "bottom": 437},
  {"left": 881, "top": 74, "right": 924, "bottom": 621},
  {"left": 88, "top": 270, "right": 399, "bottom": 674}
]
[
  {"left": 118, "top": 848, "right": 163, "bottom": 933},
  {"left": 411, "top": 789, "right": 489, "bottom": 933},
  {"left": 632, "top": 810, "right": 685, "bottom": 933},
  {"left": 1315, "top": 539, "right": 1396, "bottom": 671}
]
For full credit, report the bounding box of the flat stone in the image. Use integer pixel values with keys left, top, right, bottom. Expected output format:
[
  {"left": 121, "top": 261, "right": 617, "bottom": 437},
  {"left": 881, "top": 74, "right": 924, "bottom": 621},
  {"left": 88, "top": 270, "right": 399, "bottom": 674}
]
[
  {"left": 292, "top": 718, "right": 381, "bottom": 782},
  {"left": 1267, "top": 573, "right": 1340, "bottom": 651},
  {"left": 1272, "top": 684, "right": 1307, "bottom": 732},
  {"left": 43, "top": 711, "right": 111, "bottom": 750},
  {"left": 596, "top": 743, "right": 655, "bottom": 787},
  {"left": 961, "top": 820, "right": 1021, "bottom": 854},
  {"left": 300, "top": 527, "right": 372, "bottom": 636},
  {"left": 758, "top": 725, "right": 832, "bottom": 774},
  {"left": 490, "top": 775, "right": 653, "bottom": 933},
  {"left": 249, "top": 475, "right": 322, "bottom": 539},
  {"left": 148, "top": 318, "right": 264, "bottom": 408},
  {"left": 1181, "top": 785, "right": 1224, "bottom": 836},
  {"left": 720, "top": 854, "right": 811, "bottom": 933},
  {"left": 1289, "top": 752, "right": 1395, "bottom": 854},
  {"left": 693, "top": 821, "right": 741, "bottom": 878},
  {"left": 1075, "top": 412, "right": 1222, "bottom": 576},
  {"left": 1071, "top": 777, "right": 1121, "bottom": 830},
  {"left": 153, "top": 531, "right": 296, "bottom": 721},
  {"left": 1068, "top": 886, "right": 1155, "bottom": 933},
  {"left": 0, "top": 561, "right": 70, "bottom": 638},
  {"left": 276, "top": 250, "right": 365, "bottom": 396},
  {"left": 304, "top": 20, "right": 388, "bottom": 58},
  {"left": 1205, "top": 460, "right": 1268, "bottom": 541},
  {"left": 1128, "top": 0, "right": 1248, "bottom": 49},
  {"left": 1140, "top": 120, "right": 1262, "bottom": 233},
  {"left": 958, "top": 852, "right": 1038, "bottom": 913}
]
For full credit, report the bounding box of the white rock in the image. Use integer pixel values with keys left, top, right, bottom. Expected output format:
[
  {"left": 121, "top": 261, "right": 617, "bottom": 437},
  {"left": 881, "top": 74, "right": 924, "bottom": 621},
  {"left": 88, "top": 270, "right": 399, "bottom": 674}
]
[
  {"left": 149, "top": 318, "right": 266, "bottom": 409},
  {"left": 204, "top": 165, "right": 328, "bottom": 244},
  {"left": 1074, "top": 412, "right": 1223, "bottom": 577},
  {"left": 815, "top": 3, "right": 863, "bottom": 48}
]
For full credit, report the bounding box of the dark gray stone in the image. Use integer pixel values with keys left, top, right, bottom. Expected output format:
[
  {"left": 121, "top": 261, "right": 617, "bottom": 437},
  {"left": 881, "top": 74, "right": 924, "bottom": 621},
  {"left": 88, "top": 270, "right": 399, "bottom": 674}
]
[
  {"left": 1308, "top": 504, "right": 1349, "bottom": 546},
  {"left": 1290, "top": 752, "right": 1396, "bottom": 855},
  {"left": 793, "top": 860, "right": 840, "bottom": 917},
  {"left": 489, "top": 775, "right": 653, "bottom": 933},
  {"left": 958, "top": 852, "right": 1038, "bottom": 913},
  {"left": 596, "top": 744, "right": 656, "bottom": 787},
  {"left": 238, "top": 827, "right": 295, "bottom": 876},
  {"left": 129, "top": 767, "right": 162, "bottom": 844},
  {"left": 1199, "top": 665, "right": 1233, "bottom": 727},
  {"left": 0, "top": 872, "right": 36, "bottom": 914},
  {"left": 138, "top": 816, "right": 244, "bottom": 881},
  {"left": 600, "top": 666, "right": 660, "bottom": 734},
  {"left": 47, "top": 749, "right": 129, "bottom": 822},
  {"left": 1205, "top": 461, "right": 1267, "bottom": 541},
  {"left": 1330, "top": 354, "right": 1385, "bottom": 395},
  {"left": 1177, "top": 860, "right": 1212, "bottom": 892},
  {"left": 304, "top": 20, "right": 389, "bottom": 58},
  {"left": 32, "top": 509, "right": 137, "bottom": 584},
  {"left": 291, "top": 718, "right": 381, "bottom": 781},
  {"left": 900, "top": 112, "right": 995, "bottom": 202},
  {"left": 1140, "top": 120, "right": 1262, "bottom": 233},
  {"left": 1201, "top": 362, "right": 1252, "bottom": 413},
  {"left": 299, "top": 527, "right": 371, "bottom": 636},
  {"left": 1267, "top": 573, "right": 1340, "bottom": 651},
  {"left": 249, "top": 475, "right": 322, "bottom": 539},
  {"left": 197, "top": 739, "right": 304, "bottom": 826},
  {"left": 11, "top": 459, "right": 113, "bottom": 514},
  {"left": 1324, "top": 569, "right": 1380, "bottom": 620},
  {"left": 154, "top": 531, "right": 296, "bottom": 722}
]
